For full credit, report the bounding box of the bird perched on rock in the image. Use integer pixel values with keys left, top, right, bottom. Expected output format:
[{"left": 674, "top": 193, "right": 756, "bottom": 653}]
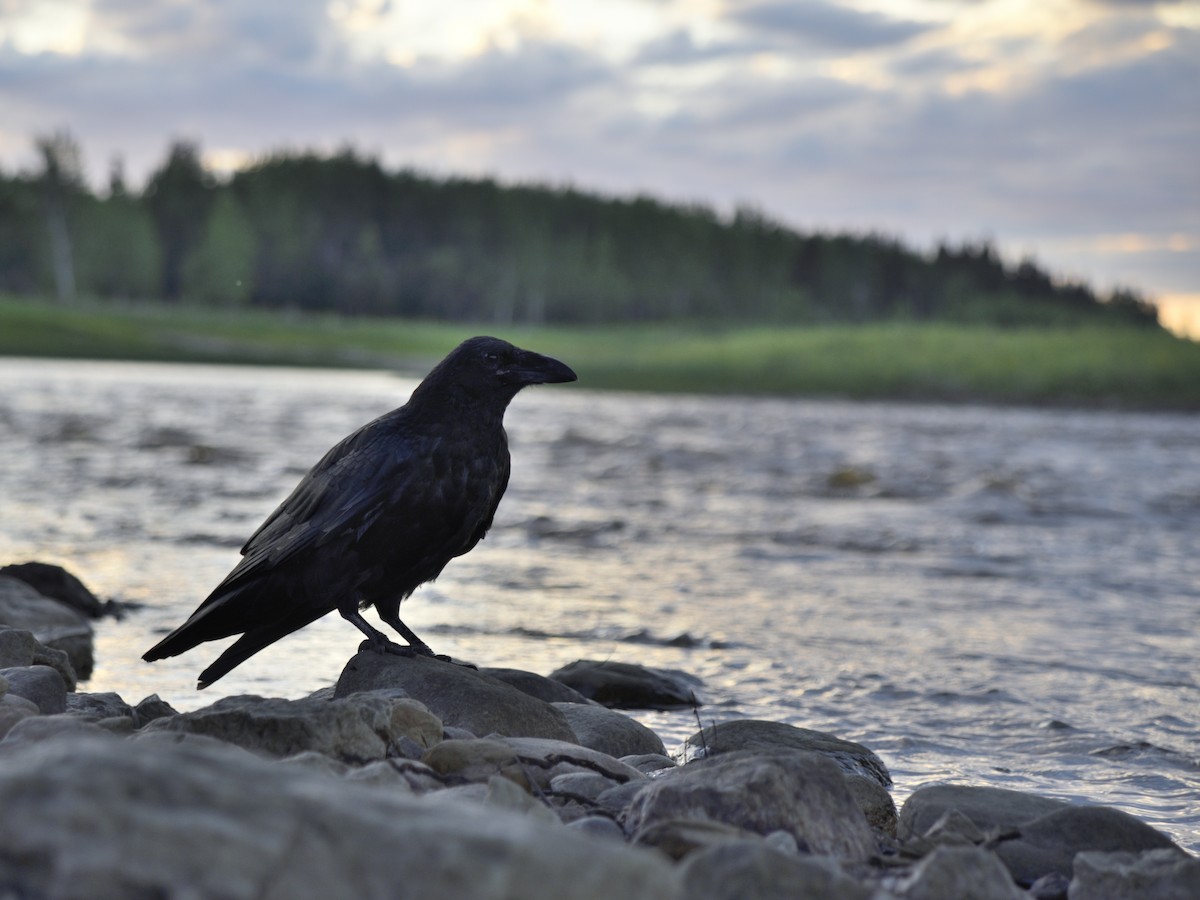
[{"left": 143, "top": 336, "right": 577, "bottom": 688}]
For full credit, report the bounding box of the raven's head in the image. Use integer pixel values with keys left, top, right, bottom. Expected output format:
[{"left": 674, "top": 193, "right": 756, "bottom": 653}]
[{"left": 419, "top": 336, "right": 577, "bottom": 408}]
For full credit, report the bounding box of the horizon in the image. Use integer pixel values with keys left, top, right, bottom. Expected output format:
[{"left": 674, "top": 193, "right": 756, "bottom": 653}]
[{"left": 2, "top": 0, "right": 1196, "bottom": 335}]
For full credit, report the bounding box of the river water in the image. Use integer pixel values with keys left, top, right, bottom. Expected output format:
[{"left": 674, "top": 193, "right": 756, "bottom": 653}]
[{"left": 1, "top": 357, "right": 1197, "bottom": 851}]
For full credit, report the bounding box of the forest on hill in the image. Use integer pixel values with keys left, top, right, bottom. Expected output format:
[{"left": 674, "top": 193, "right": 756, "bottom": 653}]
[{"left": 0, "top": 133, "right": 1160, "bottom": 329}]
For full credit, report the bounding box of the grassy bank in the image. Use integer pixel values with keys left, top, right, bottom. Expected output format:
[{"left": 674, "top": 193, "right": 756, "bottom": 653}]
[{"left": 3, "top": 295, "right": 1199, "bottom": 409}]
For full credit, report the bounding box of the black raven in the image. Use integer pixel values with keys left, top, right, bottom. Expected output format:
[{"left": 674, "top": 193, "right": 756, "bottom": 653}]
[{"left": 143, "top": 336, "right": 576, "bottom": 688}]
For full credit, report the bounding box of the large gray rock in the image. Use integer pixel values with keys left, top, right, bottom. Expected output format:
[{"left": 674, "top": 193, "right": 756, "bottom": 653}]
[
  {"left": 674, "top": 719, "right": 895, "bottom": 833},
  {"left": 675, "top": 719, "right": 892, "bottom": 787},
  {"left": 481, "top": 667, "right": 594, "bottom": 705},
  {"left": 0, "top": 693, "right": 38, "bottom": 739},
  {"left": 624, "top": 751, "right": 877, "bottom": 861},
  {"left": 993, "top": 805, "right": 1180, "bottom": 885},
  {"left": 896, "top": 845, "right": 1027, "bottom": 900},
  {"left": 0, "top": 577, "right": 93, "bottom": 680},
  {"left": 0, "top": 562, "right": 106, "bottom": 618},
  {"left": 552, "top": 702, "right": 666, "bottom": 758},
  {"left": 0, "top": 665, "right": 67, "bottom": 714},
  {"left": 679, "top": 841, "right": 874, "bottom": 900},
  {"left": 142, "top": 692, "right": 443, "bottom": 761},
  {"left": 549, "top": 659, "right": 702, "bottom": 710},
  {"left": 0, "top": 735, "right": 683, "bottom": 900},
  {"left": 899, "top": 784, "right": 1070, "bottom": 840},
  {"left": 336, "top": 651, "right": 578, "bottom": 742},
  {"left": 1069, "top": 848, "right": 1200, "bottom": 900}
]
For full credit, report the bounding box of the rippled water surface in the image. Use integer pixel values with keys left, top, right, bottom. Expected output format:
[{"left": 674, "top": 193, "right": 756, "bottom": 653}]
[{"left": 2, "top": 357, "right": 1197, "bottom": 851}]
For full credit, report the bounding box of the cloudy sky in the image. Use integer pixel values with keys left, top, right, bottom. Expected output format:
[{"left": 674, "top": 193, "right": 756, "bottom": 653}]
[{"left": 2, "top": 0, "right": 1197, "bottom": 332}]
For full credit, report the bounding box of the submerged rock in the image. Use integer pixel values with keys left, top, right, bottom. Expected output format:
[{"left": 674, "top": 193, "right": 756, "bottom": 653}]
[
  {"left": 549, "top": 660, "right": 703, "bottom": 710},
  {"left": 624, "top": 751, "right": 877, "bottom": 861},
  {"left": 481, "top": 667, "right": 594, "bottom": 705},
  {"left": 142, "top": 692, "right": 443, "bottom": 762},
  {"left": 0, "top": 735, "right": 683, "bottom": 900},
  {"left": 336, "top": 651, "right": 578, "bottom": 742}
]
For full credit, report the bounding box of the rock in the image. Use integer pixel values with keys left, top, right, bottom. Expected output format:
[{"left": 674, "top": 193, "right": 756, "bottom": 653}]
[
  {"left": 0, "top": 562, "right": 106, "bottom": 618},
  {"left": 0, "top": 713, "right": 115, "bottom": 748},
  {"left": 633, "top": 818, "right": 760, "bottom": 859},
  {"left": 481, "top": 667, "right": 594, "bottom": 704},
  {"left": 551, "top": 772, "right": 619, "bottom": 803},
  {"left": 0, "top": 735, "right": 684, "bottom": 900},
  {"left": 993, "top": 805, "right": 1180, "bottom": 885},
  {"left": 596, "top": 780, "right": 653, "bottom": 818},
  {"left": 624, "top": 751, "right": 877, "bottom": 861},
  {"left": 549, "top": 659, "right": 703, "bottom": 710},
  {"left": 0, "top": 693, "right": 38, "bottom": 739},
  {"left": 336, "top": 651, "right": 578, "bottom": 742},
  {"left": 423, "top": 738, "right": 536, "bottom": 790},
  {"left": 141, "top": 692, "right": 443, "bottom": 761},
  {"left": 567, "top": 816, "right": 626, "bottom": 842},
  {"left": 552, "top": 702, "right": 666, "bottom": 758},
  {"left": 623, "top": 753, "right": 677, "bottom": 775},
  {"left": 1069, "top": 848, "right": 1200, "bottom": 900},
  {"left": 674, "top": 720, "right": 896, "bottom": 834},
  {"left": 0, "top": 626, "right": 77, "bottom": 689},
  {"left": 674, "top": 719, "right": 892, "bottom": 788},
  {"left": 899, "top": 784, "right": 1070, "bottom": 840},
  {"left": 66, "top": 690, "right": 135, "bottom": 720},
  {"left": 0, "top": 578, "right": 93, "bottom": 681},
  {"left": 499, "top": 737, "right": 647, "bottom": 785},
  {"left": 133, "top": 693, "right": 178, "bottom": 726},
  {"left": 0, "top": 665, "right": 67, "bottom": 713},
  {"left": 679, "top": 840, "right": 874, "bottom": 900},
  {"left": 896, "top": 845, "right": 1027, "bottom": 900}
]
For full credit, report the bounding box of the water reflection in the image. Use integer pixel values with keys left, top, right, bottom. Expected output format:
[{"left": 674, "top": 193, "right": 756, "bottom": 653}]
[{"left": 1, "top": 357, "right": 1198, "bottom": 851}]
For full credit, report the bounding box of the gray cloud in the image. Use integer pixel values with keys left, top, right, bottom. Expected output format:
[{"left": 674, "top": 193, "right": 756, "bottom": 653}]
[{"left": 727, "top": 0, "right": 934, "bottom": 50}]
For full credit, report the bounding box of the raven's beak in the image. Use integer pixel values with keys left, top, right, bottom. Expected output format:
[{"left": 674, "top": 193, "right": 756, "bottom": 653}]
[{"left": 502, "top": 349, "right": 578, "bottom": 385}]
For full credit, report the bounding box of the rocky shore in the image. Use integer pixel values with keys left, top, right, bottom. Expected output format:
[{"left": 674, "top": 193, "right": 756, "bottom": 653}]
[{"left": 1, "top": 566, "right": 1196, "bottom": 899}]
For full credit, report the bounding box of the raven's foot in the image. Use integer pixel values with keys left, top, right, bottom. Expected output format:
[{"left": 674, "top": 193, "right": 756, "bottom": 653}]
[{"left": 358, "top": 637, "right": 435, "bottom": 658}]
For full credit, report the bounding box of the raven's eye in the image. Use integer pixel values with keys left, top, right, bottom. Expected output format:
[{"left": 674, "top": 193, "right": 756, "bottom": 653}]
[{"left": 483, "top": 353, "right": 499, "bottom": 362}]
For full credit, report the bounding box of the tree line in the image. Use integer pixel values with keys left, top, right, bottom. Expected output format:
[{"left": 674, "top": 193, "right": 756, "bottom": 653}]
[{"left": 0, "top": 133, "right": 1160, "bottom": 329}]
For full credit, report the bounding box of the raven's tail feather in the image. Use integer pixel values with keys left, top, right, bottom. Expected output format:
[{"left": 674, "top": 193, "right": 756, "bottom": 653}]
[{"left": 196, "top": 629, "right": 289, "bottom": 689}]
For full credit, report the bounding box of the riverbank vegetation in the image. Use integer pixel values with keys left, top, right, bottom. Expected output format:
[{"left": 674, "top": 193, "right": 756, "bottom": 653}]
[
  {"left": 4, "top": 296, "right": 1198, "bottom": 409},
  {"left": 3, "top": 136, "right": 1159, "bottom": 330}
]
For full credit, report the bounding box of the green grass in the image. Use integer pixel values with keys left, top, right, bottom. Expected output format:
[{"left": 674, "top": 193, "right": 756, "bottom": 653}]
[{"left": 3, "top": 294, "right": 1199, "bottom": 409}]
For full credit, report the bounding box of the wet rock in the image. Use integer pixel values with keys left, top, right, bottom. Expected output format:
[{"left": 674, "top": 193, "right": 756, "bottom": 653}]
[
  {"left": 675, "top": 719, "right": 895, "bottom": 832},
  {"left": 679, "top": 840, "right": 874, "bottom": 900},
  {"left": 0, "top": 693, "right": 38, "bottom": 739},
  {"left": 993, "top": 804, "right": 1180, "bottom": 885},
  {"left": 0, "top": 626, "right": 77, "bottom": 689},
  {"left": 0, "top": 665, "right": 67, "bottom": 713},
  {"left": 549, "top": 659, "right": 703, "bottom": 710},
  {"left": 899, "top": 784, "right": 1070, "bottom": 840},
  {"left": 1069, "top": 848, "right": 1200, "bottom": 900},
  {"left": 0, "top": 735, "right": 684, "bottom": 900},
  {"left": 336, "top": 651, "right": 578, "bottom": 742},
  {"left": 552, "top": 701, "right": 666, "bottom": 758},
  {"left": 0, "top": 562, "right": 107, "bottom": 618},
  {"left": 142, "top": 692, "right": 443, "bottom": 762},
  {"left": 675, "top": 719, "right": 892, "bottom": 788},
  {"left": 481, "top": 667, "right": 594, "bottom": 704},
  {"left": 0, "top": 580, "right": 92, "bottom": 681},
  {"left": 895, "top": 845, "right": 1027, "bottom": 900},
  {"left": 624, "top": 751, "right": 877, "bottom": 861}
]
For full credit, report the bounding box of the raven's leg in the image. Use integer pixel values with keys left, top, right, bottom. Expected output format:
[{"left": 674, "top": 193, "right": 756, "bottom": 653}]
[
  {"left": 376, "top": 607, "right": 436, "bottom": 656},
  {"left": 338, "top": 602, "right": 425, "bottom": 657}
]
